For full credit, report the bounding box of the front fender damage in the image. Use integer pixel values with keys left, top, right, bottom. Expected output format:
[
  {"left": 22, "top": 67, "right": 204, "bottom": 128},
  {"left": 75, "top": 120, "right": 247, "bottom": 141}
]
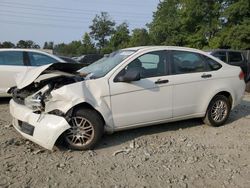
[{"left": 44, "top": 81, "right": 114, "bottom": 133}]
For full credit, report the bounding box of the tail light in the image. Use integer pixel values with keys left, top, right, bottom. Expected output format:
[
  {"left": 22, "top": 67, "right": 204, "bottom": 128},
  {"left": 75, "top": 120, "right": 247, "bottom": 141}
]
[{"left": 239, "top": 70, "right": 245, "bottom": 80}]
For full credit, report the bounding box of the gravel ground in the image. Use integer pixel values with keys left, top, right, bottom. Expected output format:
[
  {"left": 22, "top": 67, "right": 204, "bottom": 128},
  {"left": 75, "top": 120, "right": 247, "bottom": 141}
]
[{"left": 0, "top": 94, "right": 250, "bottom": 188}]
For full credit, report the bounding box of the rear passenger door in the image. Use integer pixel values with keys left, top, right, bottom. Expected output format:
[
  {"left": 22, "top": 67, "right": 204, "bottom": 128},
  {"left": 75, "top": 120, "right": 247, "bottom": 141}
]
[
  {"left": 169, "top": 50, "right": 221, "bottom": 117},
  {"left": 0, "top": 51, "right": 28, "bottom": 94}
]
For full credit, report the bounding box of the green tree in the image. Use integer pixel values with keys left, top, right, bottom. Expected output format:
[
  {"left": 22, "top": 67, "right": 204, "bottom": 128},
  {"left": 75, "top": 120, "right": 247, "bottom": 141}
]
[
  {"left": 89, "top": 12, "right": 115, "bottom": 49},
  {"left": 109, "top": 22, "right": 130, "bottom": 50},
  {"left": 129, "top": 28, "right": 150, "bottom": 47},
  {"left": 54, "top": 43, "right": 67, "bottom": 55},
  {"left": 54, "top": 41, "right": 83, "bottom": 56},
  {"left": 16, "top": 40, "right": 40, "bottom": 48},
  {"left": 223, "top": 0, "right": 250, "bottom": 26},
  {"left": 149, "top": 0, "right": 222, "bottom": 48},
  {"left": 79, "top": 33, "right": 96, "bottom": 54},
  {"left": 43, "top": 42, "right": 48, "bottom": 49},
  {"left": 149, "top": 0, "right": 185, "bottom": 46},
  {"left": 181, "top": 0, "right": 222, "bottom": 48},
  {"left": 223, "top": 20, "right": 250, "bottom": 49},
  {"left": 211, "top": 0, "right": 250, "bottom": 49},
  {"left": 43, "top": 41, "right": 54, "bottom": 49},
  {"left": 0, "top": 41, "right": 15, "bottom": 48}
]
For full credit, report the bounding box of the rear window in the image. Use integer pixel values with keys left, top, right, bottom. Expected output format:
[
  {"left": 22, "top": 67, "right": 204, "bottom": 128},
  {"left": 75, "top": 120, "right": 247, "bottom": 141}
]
[
  {"left": 0, "top": 51, "right": 24, "bottom": 66},
  {"left": 228, "top": 52, "right": 243, "bottom": 63}
]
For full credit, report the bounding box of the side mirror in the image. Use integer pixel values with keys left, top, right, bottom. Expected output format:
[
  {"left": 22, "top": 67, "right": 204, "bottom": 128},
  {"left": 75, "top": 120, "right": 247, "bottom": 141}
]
[{"left": 115, "top": 69, "right": 141, "bottom": 82}]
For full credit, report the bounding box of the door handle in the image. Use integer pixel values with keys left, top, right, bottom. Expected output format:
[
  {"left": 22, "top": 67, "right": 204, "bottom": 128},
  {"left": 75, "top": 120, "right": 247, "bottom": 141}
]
[
  {"left": 201, "top": 74, "right": 212, "bottom": 78},
  {"left": 155, "top": 79, "right": 169, "bottom": 84}
]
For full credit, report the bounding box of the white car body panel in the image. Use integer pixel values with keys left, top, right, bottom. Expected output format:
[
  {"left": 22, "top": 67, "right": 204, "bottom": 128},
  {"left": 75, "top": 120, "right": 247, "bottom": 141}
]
[
  {"left": 10, "top": 100, "right": 70, "bottom": 150},
  {"left": 109, "top": 76, "right": 173, "bottom": 127},
  {"left": 44, "top": 78, "right": 114, "bottom": 132},
  {"left": 9, "top": 46, "right": 246, "bottom": 150},
  {"left": 16, "top": 63, "right": 53, "bottom": 89},
  {"left": 0, "top": 65, "right": 28, "bottom": 94}
]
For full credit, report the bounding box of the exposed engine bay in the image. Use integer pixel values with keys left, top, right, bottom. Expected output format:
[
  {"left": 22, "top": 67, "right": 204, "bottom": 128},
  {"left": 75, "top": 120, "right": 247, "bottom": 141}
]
[
  {"left": 11, "top": 75, "right": 84, "bottom": 112},
  {"left": 9, "top": 63, "right": 86, "bottom": 113}
]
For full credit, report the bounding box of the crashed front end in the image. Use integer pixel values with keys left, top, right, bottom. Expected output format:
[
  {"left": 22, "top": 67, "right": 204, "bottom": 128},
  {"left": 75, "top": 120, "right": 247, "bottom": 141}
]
[{"left": 9, "top": 63, "right": 86, "bottom": 150}]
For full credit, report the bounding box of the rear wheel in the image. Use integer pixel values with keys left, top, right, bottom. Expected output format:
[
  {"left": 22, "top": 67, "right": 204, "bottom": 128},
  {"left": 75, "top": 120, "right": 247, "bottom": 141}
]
[
  {"left": 63, "top": 108, "right": 104, "bottom": 150},
  {"left": 203, "top": 95, "right": 231, "bottom": 127}
]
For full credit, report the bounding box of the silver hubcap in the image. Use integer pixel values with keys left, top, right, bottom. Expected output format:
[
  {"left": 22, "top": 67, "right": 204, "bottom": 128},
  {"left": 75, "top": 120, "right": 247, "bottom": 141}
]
[
  {"left": 65, "top": 117, "right": 94, "bottom": 146},
  {"left": 211, "top": 100, "right": 228, "bottom": 122}
]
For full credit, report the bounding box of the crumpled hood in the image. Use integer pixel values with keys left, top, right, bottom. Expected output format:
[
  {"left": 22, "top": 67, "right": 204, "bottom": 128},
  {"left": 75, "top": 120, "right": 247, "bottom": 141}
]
[{"left": 16, "top": 63, "right": 84, "bottom": 89}]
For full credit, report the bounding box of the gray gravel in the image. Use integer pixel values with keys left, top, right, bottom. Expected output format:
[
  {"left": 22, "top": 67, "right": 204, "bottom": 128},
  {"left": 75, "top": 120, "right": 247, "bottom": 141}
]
[{"left": 0, "top": 94, "right": 250, "bottom": 188}]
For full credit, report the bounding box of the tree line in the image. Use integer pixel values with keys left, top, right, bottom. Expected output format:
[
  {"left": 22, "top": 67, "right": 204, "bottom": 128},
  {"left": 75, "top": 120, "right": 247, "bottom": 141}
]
[{"left": 0, "top": 0, "right": 249, "bottom": 56}]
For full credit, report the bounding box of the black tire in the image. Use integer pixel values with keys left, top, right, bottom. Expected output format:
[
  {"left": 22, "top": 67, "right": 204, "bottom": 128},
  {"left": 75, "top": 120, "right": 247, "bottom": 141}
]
[
  {"left": 203, "top": 95, "right": 231, "bottom": 127},
  {"left": 63, "top": 108, "right": 104, "bottom": 150}
]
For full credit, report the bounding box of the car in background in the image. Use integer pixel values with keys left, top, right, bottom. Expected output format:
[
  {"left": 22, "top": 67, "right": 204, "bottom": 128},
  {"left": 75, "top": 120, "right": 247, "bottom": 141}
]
[
  {"left": 0, "top": 49, "right": 65, "bottom": 96},
  {"left": 208, "top": 49, "right": 249, "bottom": 82},
  {"left": 77, "top": 54, "right": 103, "bottom": 66},
  {"left": 9, "top": 46, "right": 245, "bottom": 150},
  {"left": 58, "top": 56, "right": 79, "bottom": 64}
]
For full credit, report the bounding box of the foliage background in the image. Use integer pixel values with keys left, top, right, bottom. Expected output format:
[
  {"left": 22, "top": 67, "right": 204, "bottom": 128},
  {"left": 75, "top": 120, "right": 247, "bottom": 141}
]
[{"left": 0, "top": 0, "right": 249, "bottom": 56}]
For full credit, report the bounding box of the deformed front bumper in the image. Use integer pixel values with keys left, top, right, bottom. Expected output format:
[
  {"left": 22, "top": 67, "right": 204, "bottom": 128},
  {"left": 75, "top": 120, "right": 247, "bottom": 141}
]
[{"left": 9, "top": 99, "right": 71, "bottom": 150}]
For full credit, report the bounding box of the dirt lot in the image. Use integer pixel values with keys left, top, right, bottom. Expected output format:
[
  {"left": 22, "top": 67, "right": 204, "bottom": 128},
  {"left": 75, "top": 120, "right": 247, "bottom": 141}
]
[{"left": 0, "top": 94, "right": 250, "bottom": 188}]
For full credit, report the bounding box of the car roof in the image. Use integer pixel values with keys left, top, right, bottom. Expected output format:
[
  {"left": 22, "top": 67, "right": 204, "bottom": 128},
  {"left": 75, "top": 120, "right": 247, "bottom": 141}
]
[
  {"left": 123, "top": 46, "right": 206, "bottom": 53},
  {"left": 0, "top": 48, "right": 49, "bottom": 52},
  {"left": 122, "top": 46, "right": 231, "bottom": 67},
  {"left": 0, "top": 48, "right": 65, "bottom": 62}
]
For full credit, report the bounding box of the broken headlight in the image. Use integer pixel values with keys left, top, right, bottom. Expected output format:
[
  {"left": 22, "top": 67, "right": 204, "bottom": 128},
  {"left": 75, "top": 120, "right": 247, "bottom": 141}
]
[
  {"left": 24, "top": 92, "right": 44, "bottom": 111},
  {"left": 24, "top": 84, "right": 52, "bottom": 111}
]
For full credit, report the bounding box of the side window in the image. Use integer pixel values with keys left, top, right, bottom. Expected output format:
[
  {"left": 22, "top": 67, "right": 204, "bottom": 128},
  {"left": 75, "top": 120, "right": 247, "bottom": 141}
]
[
  {"left": 123, "top": 51, "right": 167, "bottom": 78},
  {"left": 213, "top": 51, "right": 227, "bottom": 62},
  {"left": 139, "top": 54, "right": 159, "bottom": 69},
  {"left": 171, "top": 51, "right": 206, "bottom": 74},
  {"left": 228, "top": 52, "right": 243, "bottom": 63},
  {"left": 203, "top": 56, "right": 222, "bottom": 71},
  {"left": 28, "top": 52, "right": 57, "bottom": 66},
  {"left": 0, "top": 51, "right": 24, "bottom": 66}
]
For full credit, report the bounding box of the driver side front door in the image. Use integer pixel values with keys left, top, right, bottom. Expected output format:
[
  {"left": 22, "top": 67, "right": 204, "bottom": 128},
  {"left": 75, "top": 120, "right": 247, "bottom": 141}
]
[{"left": 109, "top": 50, "right": 173, "bottom": 128}]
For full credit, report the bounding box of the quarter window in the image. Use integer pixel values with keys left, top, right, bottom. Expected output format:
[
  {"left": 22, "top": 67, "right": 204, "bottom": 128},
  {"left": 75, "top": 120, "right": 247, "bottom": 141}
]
[
  {"left": 203, "top": 56, "right": 222, "bottom": 71},
  {"left": 171, "top": 51, "right": 206, "bottom": 74},
  {"left": 0, "top": 51, "right": 24, "bottom": 66},
  {"left": 28, "top": 52, "right": 57, "bottom": 66}
]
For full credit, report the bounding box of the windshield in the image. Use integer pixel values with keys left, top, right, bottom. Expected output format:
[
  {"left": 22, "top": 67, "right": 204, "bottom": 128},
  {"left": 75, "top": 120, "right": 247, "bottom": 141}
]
[{"left": 79, "top": 50, "right": 136, "bottom": 78}]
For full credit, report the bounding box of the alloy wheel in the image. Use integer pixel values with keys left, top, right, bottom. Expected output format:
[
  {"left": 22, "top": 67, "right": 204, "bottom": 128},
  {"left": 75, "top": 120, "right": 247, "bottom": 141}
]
[
  {"left": 65, "top": 116, "right": 94, "bottom": 147},
  {"left": 211, "top": 100, "right": 228, "bottom": 123}
]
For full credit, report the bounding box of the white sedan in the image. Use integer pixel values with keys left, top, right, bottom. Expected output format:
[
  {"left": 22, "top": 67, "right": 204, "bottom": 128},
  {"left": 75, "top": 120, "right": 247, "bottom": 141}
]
[
  {"left": 0, "top": 49, "right": 65, "bottom": 96},
  {"left": 9, "top": 46, "right": 245, "bottom": 150}
]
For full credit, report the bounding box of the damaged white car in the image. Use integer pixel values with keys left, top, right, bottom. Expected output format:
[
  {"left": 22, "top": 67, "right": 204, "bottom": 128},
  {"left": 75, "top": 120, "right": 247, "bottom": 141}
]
[{"left": 9, "top": 46, "right": 246, "bottom": 150}]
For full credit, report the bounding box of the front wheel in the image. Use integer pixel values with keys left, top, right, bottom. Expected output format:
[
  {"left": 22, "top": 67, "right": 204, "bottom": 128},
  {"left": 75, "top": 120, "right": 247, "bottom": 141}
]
[
  {"left": 63, "top": 108, "right": 104, "bottom": 150},
  {"left": 203, "top": 95, "right": 231, "bottom": 127}
]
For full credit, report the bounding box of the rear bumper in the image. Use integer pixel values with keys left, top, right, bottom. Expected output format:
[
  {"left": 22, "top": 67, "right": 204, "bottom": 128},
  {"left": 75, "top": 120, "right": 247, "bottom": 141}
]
[
  {"left": 9, "top": 99, "right": 71, "bottom": 150},
  {"left": 232, "top": 81, "right": 246, "bottom": 108}
]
